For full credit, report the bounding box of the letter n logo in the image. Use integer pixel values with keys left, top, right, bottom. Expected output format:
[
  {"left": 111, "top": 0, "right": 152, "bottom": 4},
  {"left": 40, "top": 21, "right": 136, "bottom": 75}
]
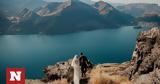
[{"left": 6, "top": 68, "right": 25, "bottom": 84}]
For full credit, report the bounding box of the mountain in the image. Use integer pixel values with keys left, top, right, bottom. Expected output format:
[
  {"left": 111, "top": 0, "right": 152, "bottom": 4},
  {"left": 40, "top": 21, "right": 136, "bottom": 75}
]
[
  {"left": 7, "top": 0, "right": 134, "bottom": 34},
  {"left": 80, "top": 0, "right": 94, "bottom": 5},
  {"left": 93, "top": 1, "right": 134, "bottom": 26},
  {"left": 136, "top": 14, "right": 160, "bottom": 28},
  {"left": 36, "top": 1, "right": 71, "bottom": 16},
  {"left": 7, "top": 8, "right": 41, "bottom": 34},
  {"left": 117, "top": 3, "right": 160, "bottom": 17},
  {"left": 137, "top": 14, "right": 160, "bottom": 23},
  {"left": 0, "top": 0, "right": 45, "bottom": 16}
]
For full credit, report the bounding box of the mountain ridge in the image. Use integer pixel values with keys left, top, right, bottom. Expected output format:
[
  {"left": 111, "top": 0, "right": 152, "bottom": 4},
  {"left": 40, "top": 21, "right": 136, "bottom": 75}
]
[
  {"left": 117, "top": 3, "right": 160, "bottom": 17},
  {"left": 4, "top": 0, "right": 134, "bottom": 34}
]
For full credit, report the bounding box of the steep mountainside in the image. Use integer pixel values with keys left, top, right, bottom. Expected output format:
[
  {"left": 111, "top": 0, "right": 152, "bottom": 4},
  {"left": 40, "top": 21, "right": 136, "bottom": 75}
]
[
  {"left": 36, "top": 1, "right": 71, "bottom": 16},
  {"left": 7, "top": 8, "right": 41, "bottom": 34},
  {"left": 93, "top": 1, "right": 134, "bottom": 26}
]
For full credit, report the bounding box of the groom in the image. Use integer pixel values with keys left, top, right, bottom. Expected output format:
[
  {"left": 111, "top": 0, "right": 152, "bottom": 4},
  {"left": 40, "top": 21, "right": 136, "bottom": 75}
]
[{"left": 79, "top": 52, "right": 91, "bottom": 77}]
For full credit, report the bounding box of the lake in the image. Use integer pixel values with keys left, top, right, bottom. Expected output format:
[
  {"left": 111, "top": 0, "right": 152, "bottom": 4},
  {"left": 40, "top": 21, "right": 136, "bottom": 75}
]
[{"left": 0, "top": 26, "right": 145, "bottom": 83}]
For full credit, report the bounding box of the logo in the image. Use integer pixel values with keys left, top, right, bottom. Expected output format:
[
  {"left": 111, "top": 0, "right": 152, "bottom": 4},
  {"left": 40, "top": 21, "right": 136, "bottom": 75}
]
[{"left": 6, "top": 68, "right": 25, "bottom": 84}]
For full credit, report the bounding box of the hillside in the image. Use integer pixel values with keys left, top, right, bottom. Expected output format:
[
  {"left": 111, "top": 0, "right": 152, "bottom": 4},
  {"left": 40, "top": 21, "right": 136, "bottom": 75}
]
[
  {"left": 117, "top": 3, "right": 160, "bottom": 17},
  {"left": 136, "top": 14, "right": 160, "bottom": 28},
  {"left": 7, "top": 0, "right": 134, "bottom": 35},
  {"left": 93, "top": 1, "right": 134, "bottom": 26}
]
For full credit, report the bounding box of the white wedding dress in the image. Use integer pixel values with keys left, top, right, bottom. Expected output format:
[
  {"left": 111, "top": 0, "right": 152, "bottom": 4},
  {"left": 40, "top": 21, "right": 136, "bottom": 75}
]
[{"left": 71, "top": 55, "right": 80, "bottom": 84}]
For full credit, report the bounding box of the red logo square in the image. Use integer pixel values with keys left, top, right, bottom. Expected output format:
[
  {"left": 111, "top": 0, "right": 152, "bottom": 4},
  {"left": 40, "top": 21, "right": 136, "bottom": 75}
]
[{"left": 6, "top": 68, "right": 25, "bottom": 84}]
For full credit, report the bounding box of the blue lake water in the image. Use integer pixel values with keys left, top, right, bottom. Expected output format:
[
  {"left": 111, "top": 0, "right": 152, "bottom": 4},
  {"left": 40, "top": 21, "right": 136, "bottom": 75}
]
[{"left": 0, "top": 26, "right": 145, "bottom": 83}]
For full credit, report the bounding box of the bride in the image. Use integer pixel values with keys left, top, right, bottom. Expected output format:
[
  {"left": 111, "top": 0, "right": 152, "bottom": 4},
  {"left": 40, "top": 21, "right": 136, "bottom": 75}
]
[{"left": 71, "top": 55, "right": 80, "bottom": 84}]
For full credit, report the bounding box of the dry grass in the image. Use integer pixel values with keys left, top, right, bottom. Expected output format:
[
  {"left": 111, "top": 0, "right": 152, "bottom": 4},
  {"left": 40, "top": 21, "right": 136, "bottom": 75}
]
[
  {"left": 25, "top": 78, "right": 69, "bottom": 84},
  {"left": 89, "top": 73, "right": 132, "bottom": 84},
  {"left": 52, "top": 79, "right": 69, "bottom": 84},
  {"left": 26, "top": 63, "right": 131, "bottom": 84},
  {"left": 94, "top": 63, "right": 129, "bottom": 73},
  {"left": 88, "top": 64, "right": 132, "bottom": 84}
]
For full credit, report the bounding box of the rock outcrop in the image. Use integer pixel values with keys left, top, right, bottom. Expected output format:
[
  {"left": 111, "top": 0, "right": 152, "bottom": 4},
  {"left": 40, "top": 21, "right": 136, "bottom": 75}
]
[
  {"left": 42, "top": 57, "right": 93, "bottom": 83},
  {"left": 42, "top": 60, "right": 72, "bottom": 82},
  {"left": 123, "top": 27, "right": 160, "bottom": 83}
]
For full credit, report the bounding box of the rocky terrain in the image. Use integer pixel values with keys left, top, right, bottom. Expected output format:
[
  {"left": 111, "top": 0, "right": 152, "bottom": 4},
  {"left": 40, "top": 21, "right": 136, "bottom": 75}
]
[
  {"left": 122, "top": 27, "right": 160, "bottom": 83},
  {"left": 26, "top": 27, "right": 160, "bottom": 84}
]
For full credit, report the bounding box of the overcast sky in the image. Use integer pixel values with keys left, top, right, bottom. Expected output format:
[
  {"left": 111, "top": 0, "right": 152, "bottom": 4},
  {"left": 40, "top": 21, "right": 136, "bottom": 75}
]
[{"left": 45, "top": 0, "right": 160, "bottom": 5}]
